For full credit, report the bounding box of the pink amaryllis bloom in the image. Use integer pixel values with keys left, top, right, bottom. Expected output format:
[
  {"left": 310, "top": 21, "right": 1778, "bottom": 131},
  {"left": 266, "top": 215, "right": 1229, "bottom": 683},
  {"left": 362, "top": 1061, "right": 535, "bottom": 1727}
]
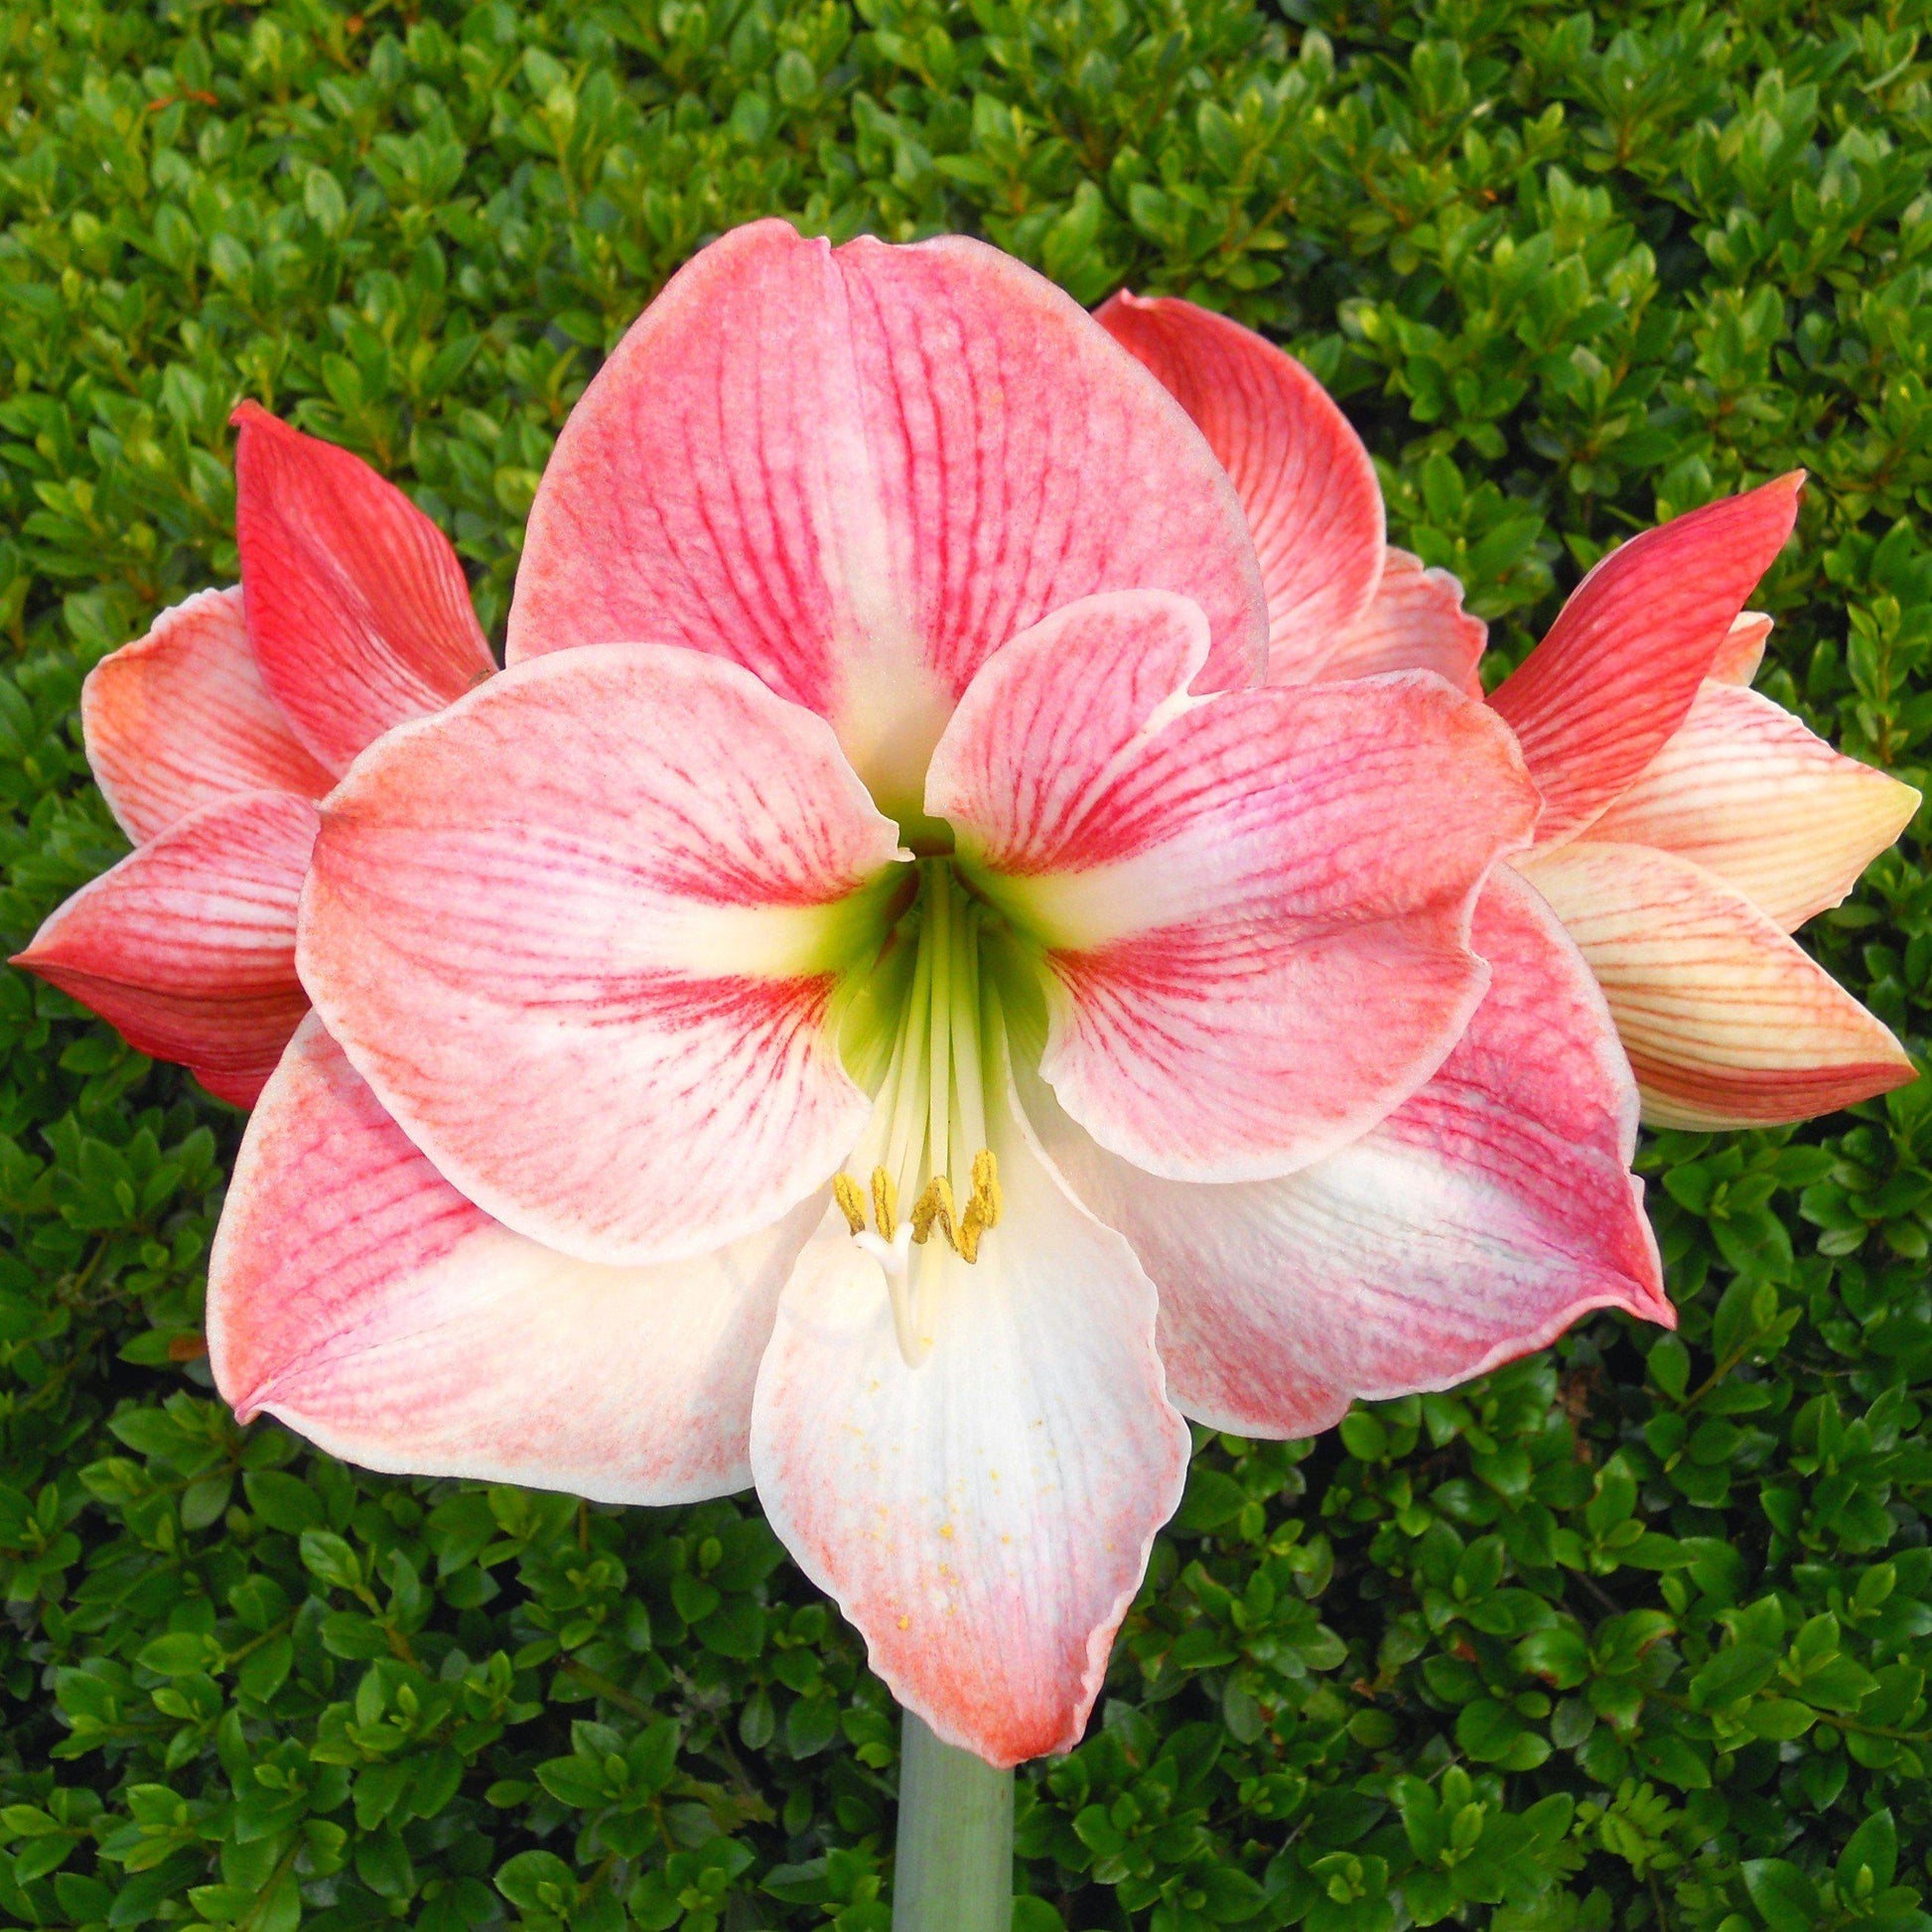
[
  {"left": 11, "top": 406, "right": 493, "bottom": 1104},
  {"left": 1103, "top": 297, "right": 1919, "bottom": 1130},
  {"left": 205, "top": 220, "right": 1670, "bottom": 1767}
]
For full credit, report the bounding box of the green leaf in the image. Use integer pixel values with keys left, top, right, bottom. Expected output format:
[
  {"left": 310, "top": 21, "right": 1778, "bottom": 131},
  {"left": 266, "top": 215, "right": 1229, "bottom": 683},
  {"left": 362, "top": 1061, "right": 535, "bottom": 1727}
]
[{"left": 1743, "top": 1860, "right": 1822, "bottom": 1932}]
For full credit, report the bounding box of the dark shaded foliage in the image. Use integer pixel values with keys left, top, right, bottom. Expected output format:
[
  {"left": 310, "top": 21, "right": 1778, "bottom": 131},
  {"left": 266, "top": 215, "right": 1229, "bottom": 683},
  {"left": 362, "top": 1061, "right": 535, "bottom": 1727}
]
[{"left": 2, "top": 0, "right": 1930, "bottom": 1928}]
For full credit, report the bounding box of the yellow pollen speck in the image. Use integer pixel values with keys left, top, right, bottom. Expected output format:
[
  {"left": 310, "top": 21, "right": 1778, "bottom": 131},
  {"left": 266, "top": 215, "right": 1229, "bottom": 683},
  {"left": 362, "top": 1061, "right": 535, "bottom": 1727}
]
[
  {"left": 897, "top": 1615, "right": 909, "bottom": 1629},
  {"left": 938, "top": 1524, "right": 953, "bottom": 1539}
]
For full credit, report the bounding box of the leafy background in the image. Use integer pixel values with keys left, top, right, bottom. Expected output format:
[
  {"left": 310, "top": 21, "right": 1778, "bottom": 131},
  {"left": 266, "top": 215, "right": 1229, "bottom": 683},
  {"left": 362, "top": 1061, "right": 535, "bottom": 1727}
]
[{"left": 2, "top": 0, "right": 1930, "bottom": 1928}]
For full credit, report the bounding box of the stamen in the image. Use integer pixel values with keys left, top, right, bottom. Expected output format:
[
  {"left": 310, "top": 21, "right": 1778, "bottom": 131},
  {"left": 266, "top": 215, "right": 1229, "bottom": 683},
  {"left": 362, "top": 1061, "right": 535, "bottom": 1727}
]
[
  {"left": 970, "top": 1147, "right": 1002, "bottom": 1222},
  {"left": 956, "top": 1148, "right": 1003, "bottom": 1263},
  {"left": 908, "top": 1173, "right": 957, "bottom": 1248},
  {"left": 833, "top": 1172, "right": 868, "bottom": 1236},
  {"left": 871, "top": 1166, "right": 898, "bottom": 1240},
  {"left": 837, "top": 860, "right": 1008, "bottom": 1368}
]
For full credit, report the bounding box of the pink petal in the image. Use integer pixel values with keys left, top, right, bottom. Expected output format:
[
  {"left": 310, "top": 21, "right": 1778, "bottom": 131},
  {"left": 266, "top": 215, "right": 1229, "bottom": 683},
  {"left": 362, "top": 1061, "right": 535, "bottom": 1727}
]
[
  {"left": 208, "top": 1018, "right": 820, "bottom": 1502},
  {"left": 507, "top": 220, "right": 1266, "bottom": 813},
  {"left": 232, "top": 402, "right": 494, "bottom": 773},
  {"left": 925, "top": 592, "right": 1539, "bottom": 1180},
  {"left": 1521, "top": 840, "right": 1917, "bottom": 1129},
  {"left": 1587, "top": 682, "right": 1920, "bottom": 931},
  {"left": 1024, "top": 869, "right": 1667, "bottom": 1437},
  {"left": 1318, "top": 548, "right": 1486, "bottom": 697},
  {"left": 750, "top": 1056, "right": 1189, "bottom": 1766},
  {"left": 12, "top": 791, "right": 318, "bottom": 1106},
  {"left": 1710, "top": 611, "right": 1772, "bottom": 687},
  {"left": 299, "top": 643, "right": 903, "bottom": 1267},
  {"left": 1490, "top": 476, "right": 1804, "bottom": 848},
  {"left": 81, "top": 588, "right": 333, "bottom": 844},
  {"left": 1095, "top": 292, "right": 1384, "bottom": 684}
]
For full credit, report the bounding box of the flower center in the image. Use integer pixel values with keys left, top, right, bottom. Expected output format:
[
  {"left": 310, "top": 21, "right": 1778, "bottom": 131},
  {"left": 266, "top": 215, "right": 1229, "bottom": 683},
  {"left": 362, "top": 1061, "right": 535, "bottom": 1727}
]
[{"left": 833, "top": 859, "right": 1006, "bottom": 1364}]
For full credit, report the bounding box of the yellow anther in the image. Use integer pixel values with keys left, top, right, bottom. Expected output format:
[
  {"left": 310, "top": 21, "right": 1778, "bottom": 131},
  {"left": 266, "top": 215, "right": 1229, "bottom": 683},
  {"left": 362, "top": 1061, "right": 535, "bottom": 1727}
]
[
  {"left": 833, "top": 1172, "right": 868, "bottom": 1237},
  {"left": 909, "top": 1173, "right": 957, "bottom": 1248},
  {"left": 970, "top": 1149, "right": 1002, "bottom": 1229},
  {"left": 956, "top": 1150, "right": 1001, "bottom": 1263},
  {"left": 870, "top": 1166, "right": 898, "bottom": 1239}
]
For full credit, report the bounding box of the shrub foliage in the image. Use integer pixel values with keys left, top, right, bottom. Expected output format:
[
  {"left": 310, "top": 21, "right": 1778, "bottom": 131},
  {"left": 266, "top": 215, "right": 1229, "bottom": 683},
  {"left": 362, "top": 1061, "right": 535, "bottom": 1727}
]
[{"left": 2, "top": 0, "right": 1931, "bottom": 1928}]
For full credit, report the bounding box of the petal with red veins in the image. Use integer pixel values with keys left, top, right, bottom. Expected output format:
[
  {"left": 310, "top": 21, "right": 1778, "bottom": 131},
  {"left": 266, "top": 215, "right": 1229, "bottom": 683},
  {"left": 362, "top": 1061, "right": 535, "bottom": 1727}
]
[
  {"left": 81, "top": 587, "right": 333, "bottom": 844},
  {"left": 12, "top": 790, "right": 318, "bottom": 1107},
  {"left": 208, "top": 1017, "right": 820, "bottom": 1503},
  {"left": 750, "top": 1047, "right": 1189, "bottom": 1767},
  {"left": 1490, "top": 476, "right": 1803, "bottom": 847},
  {"left": 1094, "top": 292, "right": 1384, "bottom": 683},
  {"left": 1317, "top": 549, "right": 1487, "bottom": 697},
  {"left": 1521, "top": 841, "right": 1917, "bottom": 1129},
  {"left": 232, "top": 402, "right": 494, "bottom": 773},
  {"left": 1587, "top": 682, "right": 1920, "bottom": 931},
  {"left": 925, "top": 592, "right": 1539, "bottom": 1181},
  {"left": 299, "top": 643, "right": 903, "bottom": 1268},
  {"left": 507, "top": 220, "right": 1266, "bottom": 817},
  {"left": 1024, "top": 869, "right": 1667, "bottom": 1438},
  {"left": 1709, "top": 611, "right": 1772, "bottom": 687}
]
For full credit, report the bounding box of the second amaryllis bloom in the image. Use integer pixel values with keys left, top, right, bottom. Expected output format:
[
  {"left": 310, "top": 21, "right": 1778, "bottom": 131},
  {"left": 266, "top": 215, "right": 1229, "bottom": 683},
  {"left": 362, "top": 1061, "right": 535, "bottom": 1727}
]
[
  {"left": 12, "top": 405, "right": 492, "bottom": 1102},
  {"left": 1100, "top": 295, "right": 1920, "bottom": 1130},
  {"left": 201, "top": 220, "right": 1669, "bottom": 1765}
]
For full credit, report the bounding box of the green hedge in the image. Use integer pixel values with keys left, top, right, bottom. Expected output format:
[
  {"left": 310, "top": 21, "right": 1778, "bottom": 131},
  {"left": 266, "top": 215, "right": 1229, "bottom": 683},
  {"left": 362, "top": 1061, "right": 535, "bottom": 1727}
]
[{"left": 3, "top": 1, "right": 1931, "bottom": 1928}]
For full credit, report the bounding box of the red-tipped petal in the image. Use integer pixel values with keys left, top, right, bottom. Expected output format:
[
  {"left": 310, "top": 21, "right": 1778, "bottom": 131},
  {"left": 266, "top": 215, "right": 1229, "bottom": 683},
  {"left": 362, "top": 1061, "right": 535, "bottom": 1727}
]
[
  {"left": 1587, "top": 682, "right": 1920, "bottom": 931},
  {"left": 926, "top": 592, "right": 1539, "bottom": 1180},
  {"left": 232, "top": 402, "right": 493, "bottom": 773},
  {"left": 208, "top": 1017, "right": 820, "bottom": 1502},
  {"left": 508, "top": 221, "right": 1267, "bottom": 813},
  {"left": 299, "top": 643, "right": 903, "bottom": 1268},
  {"left": 13, "top": 791, "right": 318, "bottom": 1106},
  {"left": 1491, "top": 477, "right": 1804, "bottom": 847},
  {"left": 750, "top": 1051, "right": 1189, "bottom": 1767},
  {"left": 81, "top": 587, "right": 333, "bottom": 844},
  {"left": 1522, "top": 840, "right": 1917, "bottom": 1129},
  {"left": 1095, "top": 292, "right": 1385, "bottom": 684},
  {"left": 1318, "top": 548, "right": 1487, "bottom": 697},
  {"left": 1026, "top": 870, "right": 1667, "bottom": 1437}
]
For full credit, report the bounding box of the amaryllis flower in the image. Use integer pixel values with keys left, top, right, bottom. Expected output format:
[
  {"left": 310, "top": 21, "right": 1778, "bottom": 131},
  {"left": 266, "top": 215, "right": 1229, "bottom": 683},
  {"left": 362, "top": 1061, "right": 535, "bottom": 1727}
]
[
  {"left": 1493, "top": 502, "right": 1919, "bottom": 1127},
  {"left": 207, "top": 221, "right": 1670, "bottom": 1766},
  {"left": 12, "top": 406, "right": 493, "bottom": 1103},
  {"left": 1104, "top": 297, "right": 1919, "bottom": 1130}
]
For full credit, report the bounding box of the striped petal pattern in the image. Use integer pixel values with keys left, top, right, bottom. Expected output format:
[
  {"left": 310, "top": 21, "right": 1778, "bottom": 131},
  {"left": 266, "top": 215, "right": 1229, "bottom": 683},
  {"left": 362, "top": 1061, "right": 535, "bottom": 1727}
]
[
  {"left": 299, "top": 644, "right": 903, "bottom": 1267},
  {"left": 927, "top": 592, "right": 1539, "bottom": 1179},
  {"left": 1320, "top": 548, "right": 1486, "bottom": 697},
  {"left": 82, "top": 587, "right": 333, "bottom": 844},
  {"left": 1025, "top": 869, "right": 1666, "bottom": 1437},
  {"left": 13, "top": 792, "right": 320, "bottom": 1106},
  {"left": 210, "top": 1018, "right": 822, "bottom": 1503},
  {"left": 1520, "top": 841, "right": 1914, "bottom": 1130},
  {"left": 1490, "top": 476, "right": 1803, "bottom": 849},
  {"left": 233, "top": 402, "right": 495, "bottom": 773},
  {"left": 1587, "top": 681, "right": 1920, "bottom": 931},
  {"left": 1094, "top": 292, "right": 1384, "bottom": 684},
  {"left": 508, "top": 221, "right": 1267, "bottom": 817}
]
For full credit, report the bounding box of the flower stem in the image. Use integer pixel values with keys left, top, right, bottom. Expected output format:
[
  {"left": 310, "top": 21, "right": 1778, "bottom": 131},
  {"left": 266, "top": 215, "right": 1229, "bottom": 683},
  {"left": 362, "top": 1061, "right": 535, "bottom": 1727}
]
[{"left": 892, "top": 1709, "right": 1014, "bottom": 1932}]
